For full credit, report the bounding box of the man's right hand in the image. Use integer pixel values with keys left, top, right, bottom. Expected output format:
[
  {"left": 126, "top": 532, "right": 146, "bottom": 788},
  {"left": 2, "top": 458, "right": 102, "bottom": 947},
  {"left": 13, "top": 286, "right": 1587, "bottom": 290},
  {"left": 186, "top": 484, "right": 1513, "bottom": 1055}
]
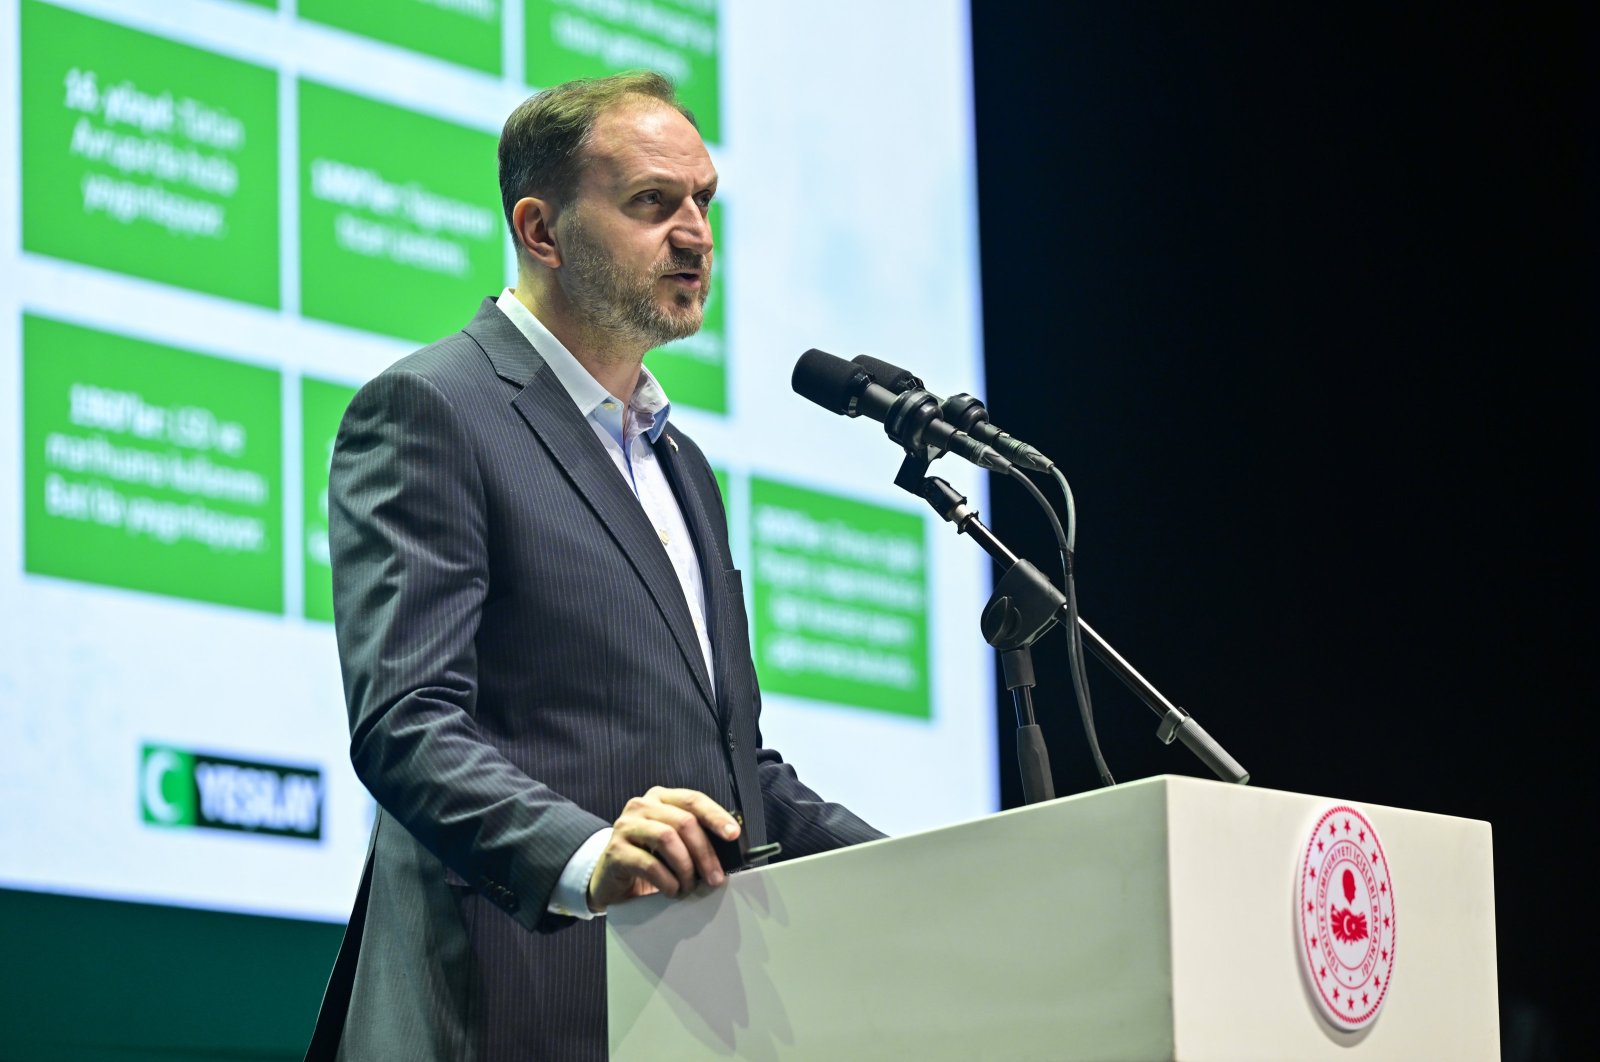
[{"left": 587, "top": 786, "right": 741, "bottom": 912}]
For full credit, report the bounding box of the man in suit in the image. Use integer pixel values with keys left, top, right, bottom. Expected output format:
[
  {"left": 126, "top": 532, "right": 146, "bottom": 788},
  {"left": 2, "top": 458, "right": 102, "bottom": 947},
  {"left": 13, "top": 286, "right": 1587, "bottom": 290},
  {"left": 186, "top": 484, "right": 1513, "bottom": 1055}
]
[{"left": 306, "top": 73, "right": 883, "bottom": 1060}]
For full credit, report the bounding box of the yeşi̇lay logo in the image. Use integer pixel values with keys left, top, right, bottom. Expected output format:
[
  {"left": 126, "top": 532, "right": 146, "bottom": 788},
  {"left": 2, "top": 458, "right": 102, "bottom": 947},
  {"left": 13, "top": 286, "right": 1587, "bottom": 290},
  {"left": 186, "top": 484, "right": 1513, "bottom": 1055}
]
[{"left": 141, "top": 743, "right": 323, "bottom": 841}]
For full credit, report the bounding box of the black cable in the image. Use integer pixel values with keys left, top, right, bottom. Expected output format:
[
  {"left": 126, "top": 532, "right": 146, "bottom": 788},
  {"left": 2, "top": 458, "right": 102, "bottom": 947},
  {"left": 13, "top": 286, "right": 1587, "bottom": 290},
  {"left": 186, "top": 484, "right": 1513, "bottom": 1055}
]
[
  {"left": 1050, "top": 466, "right": 1115, "bottom": 788},
  {"left": 1007, "top": 465, "right": 1115, "bottom": 787}
]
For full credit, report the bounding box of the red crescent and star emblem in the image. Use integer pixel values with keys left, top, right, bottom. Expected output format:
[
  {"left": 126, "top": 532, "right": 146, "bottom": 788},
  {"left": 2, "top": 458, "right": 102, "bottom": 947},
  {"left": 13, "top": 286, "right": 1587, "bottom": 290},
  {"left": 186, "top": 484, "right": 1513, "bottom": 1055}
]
[{"left": 1297, "top": 804, "right": 1397, "bottom": 1030}]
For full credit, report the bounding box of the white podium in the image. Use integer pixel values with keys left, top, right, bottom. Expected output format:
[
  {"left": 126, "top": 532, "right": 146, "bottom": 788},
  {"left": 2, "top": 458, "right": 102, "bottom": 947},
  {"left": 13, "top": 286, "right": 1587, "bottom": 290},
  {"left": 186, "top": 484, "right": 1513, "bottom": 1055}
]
[{"left": 606, "top": 775, "right": 1497, "bottom": 1060}]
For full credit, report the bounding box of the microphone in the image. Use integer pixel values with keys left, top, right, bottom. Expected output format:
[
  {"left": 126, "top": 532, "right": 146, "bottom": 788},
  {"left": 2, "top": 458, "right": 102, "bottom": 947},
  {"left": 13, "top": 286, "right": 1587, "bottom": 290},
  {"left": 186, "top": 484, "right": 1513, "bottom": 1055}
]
[
  {"left": 850, "top": 354, "right": 1053, "bottom": 471},
  {"left": 847, "top": 353, "right": 922, "bottom": 394},
  {"left": 792, "top": 349, "right": 1015, "bottom": 473}
]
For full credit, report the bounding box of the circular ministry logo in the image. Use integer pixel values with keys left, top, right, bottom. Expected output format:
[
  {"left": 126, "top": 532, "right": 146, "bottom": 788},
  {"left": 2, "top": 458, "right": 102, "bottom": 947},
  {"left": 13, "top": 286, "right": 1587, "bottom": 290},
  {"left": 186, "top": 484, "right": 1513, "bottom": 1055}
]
[{"left": 1297, "top": 804, "right": 1396, "bottom": 1030}]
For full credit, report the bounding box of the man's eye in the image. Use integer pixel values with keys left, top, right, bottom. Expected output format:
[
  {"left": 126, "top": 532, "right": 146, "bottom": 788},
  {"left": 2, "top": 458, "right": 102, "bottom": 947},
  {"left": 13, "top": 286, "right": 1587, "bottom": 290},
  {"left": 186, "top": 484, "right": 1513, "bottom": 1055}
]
[
  {"left": 636, "top": 191, "right": 662, "bottom": 205},
  {"left": 696, "top": 193, "right": 715, "bottom": 209}
]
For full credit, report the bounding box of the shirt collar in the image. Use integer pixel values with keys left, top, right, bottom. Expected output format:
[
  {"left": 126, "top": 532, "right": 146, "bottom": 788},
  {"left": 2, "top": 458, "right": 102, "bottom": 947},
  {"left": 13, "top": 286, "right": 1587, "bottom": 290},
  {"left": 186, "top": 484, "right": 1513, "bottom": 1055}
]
[{"left": 495, "top": 288, "right": 672, "bottom": 444}]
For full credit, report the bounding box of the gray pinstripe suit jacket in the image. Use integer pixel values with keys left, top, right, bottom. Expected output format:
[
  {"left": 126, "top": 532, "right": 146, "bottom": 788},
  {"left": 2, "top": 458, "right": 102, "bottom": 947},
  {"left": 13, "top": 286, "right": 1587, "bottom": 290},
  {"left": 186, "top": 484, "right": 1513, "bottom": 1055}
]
[{"left": 308, "top": 299, "right": 881, "bottom": 1061}]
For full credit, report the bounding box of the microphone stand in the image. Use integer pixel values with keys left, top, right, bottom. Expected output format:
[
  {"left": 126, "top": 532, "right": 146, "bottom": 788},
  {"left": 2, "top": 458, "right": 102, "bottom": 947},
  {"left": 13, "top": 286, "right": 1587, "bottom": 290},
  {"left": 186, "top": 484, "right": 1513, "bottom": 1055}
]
[
  {"left": 904, "top": 467, "right": 1250, "bottom": 792},
  {"left": 889, "top": 454, "right": 1052, "bottom": 804}
]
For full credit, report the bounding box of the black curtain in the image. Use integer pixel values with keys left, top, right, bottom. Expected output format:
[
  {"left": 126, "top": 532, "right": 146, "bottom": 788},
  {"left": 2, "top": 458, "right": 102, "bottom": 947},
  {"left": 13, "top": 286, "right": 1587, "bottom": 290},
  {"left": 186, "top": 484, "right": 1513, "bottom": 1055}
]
[{"left": 972, "top": 4, "right": 1588, "bottom": 1056}]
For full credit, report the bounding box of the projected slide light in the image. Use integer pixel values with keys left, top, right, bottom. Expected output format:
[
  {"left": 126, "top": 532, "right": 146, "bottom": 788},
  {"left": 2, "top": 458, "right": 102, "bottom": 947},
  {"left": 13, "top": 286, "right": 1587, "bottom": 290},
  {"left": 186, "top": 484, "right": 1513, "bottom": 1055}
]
[{"left": 0, "top": 0, "right": 990, "bottom": 921}]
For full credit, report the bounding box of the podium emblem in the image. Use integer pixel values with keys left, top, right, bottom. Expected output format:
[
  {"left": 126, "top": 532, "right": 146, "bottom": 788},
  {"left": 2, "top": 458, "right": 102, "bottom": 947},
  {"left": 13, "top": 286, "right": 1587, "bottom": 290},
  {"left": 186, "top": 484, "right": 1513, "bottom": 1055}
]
[{"left": 1297, "top": 804, "right": 1397, "bottom": 1030}]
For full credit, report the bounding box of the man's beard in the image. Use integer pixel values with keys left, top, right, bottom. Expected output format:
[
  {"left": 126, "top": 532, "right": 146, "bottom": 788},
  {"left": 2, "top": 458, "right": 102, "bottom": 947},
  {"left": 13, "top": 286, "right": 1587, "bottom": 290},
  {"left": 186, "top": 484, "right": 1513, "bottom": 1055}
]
[{"left": 557, "top": 210, "right": 710, "bottom": 351}]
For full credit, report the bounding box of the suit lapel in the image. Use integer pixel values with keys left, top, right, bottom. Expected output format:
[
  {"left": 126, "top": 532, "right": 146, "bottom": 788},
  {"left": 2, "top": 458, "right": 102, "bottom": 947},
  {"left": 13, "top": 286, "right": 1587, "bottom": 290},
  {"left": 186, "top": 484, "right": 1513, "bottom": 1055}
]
[
  {"left": 653, "top": 431, "right": 731, "bottom": 724},
  {"left": 463, "top": 300, "right": 717, "bottom": 714},
  {"left": 655, "top": 434, "right": 770, "bottom": 850}
]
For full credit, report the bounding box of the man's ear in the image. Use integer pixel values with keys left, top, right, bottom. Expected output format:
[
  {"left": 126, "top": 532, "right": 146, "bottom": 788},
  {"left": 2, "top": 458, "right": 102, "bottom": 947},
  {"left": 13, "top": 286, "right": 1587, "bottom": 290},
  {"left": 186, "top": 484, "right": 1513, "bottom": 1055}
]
[{"left": 512, "top": 196, "right": 562, "bottom": 268}]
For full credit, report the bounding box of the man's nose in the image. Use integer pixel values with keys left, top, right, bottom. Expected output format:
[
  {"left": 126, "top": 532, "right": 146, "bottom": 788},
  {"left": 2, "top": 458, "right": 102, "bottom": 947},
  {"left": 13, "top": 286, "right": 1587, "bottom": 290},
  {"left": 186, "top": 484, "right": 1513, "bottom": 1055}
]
[{"left": 670, "top": 200, "right": 713, "bottom": 255}]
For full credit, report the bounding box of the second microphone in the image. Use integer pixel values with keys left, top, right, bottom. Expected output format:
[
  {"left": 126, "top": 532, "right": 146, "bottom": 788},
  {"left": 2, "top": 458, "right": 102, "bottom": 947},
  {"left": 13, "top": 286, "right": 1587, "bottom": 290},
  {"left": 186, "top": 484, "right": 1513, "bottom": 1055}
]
[{"left": 791, "top": 349, "right": 1015, "bottom": 473}]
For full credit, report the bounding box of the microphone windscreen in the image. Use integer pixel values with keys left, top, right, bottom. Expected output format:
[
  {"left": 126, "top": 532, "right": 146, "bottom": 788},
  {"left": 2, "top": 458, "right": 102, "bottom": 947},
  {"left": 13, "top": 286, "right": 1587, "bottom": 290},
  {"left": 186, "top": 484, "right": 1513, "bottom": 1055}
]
[
  {"left": 850, "top": 354, "right": 921, "bottom": 394},
  {"left": 792, "top": 348, "right": 865, "bottom": 414}
]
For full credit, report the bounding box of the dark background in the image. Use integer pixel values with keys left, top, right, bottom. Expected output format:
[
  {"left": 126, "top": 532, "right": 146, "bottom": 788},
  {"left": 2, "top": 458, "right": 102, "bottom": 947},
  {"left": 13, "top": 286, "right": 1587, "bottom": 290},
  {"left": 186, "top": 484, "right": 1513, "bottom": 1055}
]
[{"left": 975, "top": 3, "right": 1589, "bottom": 1056}]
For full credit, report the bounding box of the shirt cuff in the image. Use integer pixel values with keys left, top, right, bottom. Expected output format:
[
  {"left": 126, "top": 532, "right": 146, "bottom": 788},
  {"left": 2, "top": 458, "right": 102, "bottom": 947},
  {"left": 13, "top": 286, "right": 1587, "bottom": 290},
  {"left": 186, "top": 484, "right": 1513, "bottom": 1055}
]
[{"left": 548, "top": 827, "right": 611, "bottom": 919}]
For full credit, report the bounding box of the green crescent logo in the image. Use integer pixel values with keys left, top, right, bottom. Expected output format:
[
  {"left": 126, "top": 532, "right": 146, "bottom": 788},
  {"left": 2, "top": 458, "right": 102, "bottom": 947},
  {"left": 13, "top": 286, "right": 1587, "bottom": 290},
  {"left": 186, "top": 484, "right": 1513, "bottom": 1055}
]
[{"left": 140, "top": 744, "right": 196, "bottom": 826}]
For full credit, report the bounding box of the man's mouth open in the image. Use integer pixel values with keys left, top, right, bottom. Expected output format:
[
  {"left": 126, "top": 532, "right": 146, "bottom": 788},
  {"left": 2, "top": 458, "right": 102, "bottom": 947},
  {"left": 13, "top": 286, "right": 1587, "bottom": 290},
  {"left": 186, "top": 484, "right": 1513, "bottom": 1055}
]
[{"left": 663, "top": 270, "right": 703, "bottom": 289}]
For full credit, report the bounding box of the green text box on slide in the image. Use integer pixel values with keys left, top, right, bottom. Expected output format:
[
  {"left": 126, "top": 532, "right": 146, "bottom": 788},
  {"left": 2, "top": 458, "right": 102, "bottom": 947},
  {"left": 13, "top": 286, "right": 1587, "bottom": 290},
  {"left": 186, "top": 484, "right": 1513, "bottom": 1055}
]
[
  {"left": 20, "top": 1, "right": 280, "bottom": 307},
  {"left": 299, "top": 81, "right": 504, "bottom": 344},
  {"left": 749, "top": 477, "right": 930, "bottom": 718},
  {"left": 524, "top": 0, "right": 721, "bottom": 144},
  {"left": 301, "top": 376, "right": 359, "bottom": 622},
  {"left": 22, "top": 316, "right": 285, "bottom": 614},
  {"left": 647, "top": 201, "right": 726, "bottom": 413},
  {"left": 299, "top": 0, "right": 502, "bottom": 75}
]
